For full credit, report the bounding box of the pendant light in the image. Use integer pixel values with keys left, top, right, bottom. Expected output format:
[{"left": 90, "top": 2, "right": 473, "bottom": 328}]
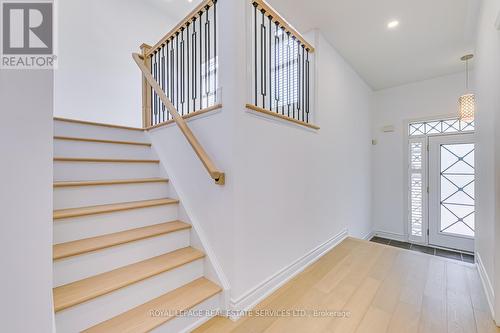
[{"left": 458, "top": 54, "right": 475, "bottom": 122}]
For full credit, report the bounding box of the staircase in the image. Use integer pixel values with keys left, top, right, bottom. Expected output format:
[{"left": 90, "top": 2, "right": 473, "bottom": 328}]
[{"left": 52, "top": 118, "right": 222, "bottom": 333}]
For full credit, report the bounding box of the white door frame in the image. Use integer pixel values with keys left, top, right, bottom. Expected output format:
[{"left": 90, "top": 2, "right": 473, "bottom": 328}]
[
  {"left": 403, "top": 115, "right": 475, "bottom": 251},
  {"left": 428, "top": 133, "right": 475, "bottom": 252}
]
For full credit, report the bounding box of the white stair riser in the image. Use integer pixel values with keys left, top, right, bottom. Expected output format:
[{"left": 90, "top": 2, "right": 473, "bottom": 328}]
[
  {"left": 52, "top": 120, "right": 219, "bottom": 333},
  {"left": 54, "top": 140, "right": 155, "bottom": 159},
  {"left": 151, "top": 294, "right": 221, "bottom": 333},
  {"left": 54, "top": 161, "right": 160, "bottom": 181},
  {"left": 55, "top": 261, "right": 204, "bottom": 333},
  {"left": 54, "top": 205, "right": 179, "bottom": 243},
  {"left": 54, "top": 182, "right": 169, "bottom": 209},
  {"left": 54, "top": 230, "right": 190, "bottom": 287},
  {"left": 54, "top": 120, "right": 148, "bottom": 142}
]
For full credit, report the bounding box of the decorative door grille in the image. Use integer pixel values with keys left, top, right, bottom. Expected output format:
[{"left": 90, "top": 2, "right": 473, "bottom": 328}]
[{"left": 439, "top": 143, "right": 475, "bottom": 237}]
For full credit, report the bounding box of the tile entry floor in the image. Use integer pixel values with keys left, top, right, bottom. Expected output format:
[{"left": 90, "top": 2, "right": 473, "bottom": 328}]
[{"left": 370, "top": 236, "right": 475, "bottom": 263}]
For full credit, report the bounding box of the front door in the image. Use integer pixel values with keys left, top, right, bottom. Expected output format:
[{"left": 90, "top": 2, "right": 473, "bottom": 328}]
[{"left": 428, "top": 133, "right": 475, "bottom": 252}]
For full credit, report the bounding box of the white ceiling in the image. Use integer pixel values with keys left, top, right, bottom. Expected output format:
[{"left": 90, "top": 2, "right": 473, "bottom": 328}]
[
  {"left": 268, "top": 0, "right": 480, "bottom": 90},
  {"left": 145, "top": 0, "right": 479, "bottom": 91}
]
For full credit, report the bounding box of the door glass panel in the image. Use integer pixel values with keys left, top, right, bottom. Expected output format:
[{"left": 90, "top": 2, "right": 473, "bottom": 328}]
[
  {"left": 410, "top": 173, "right": 423, "bottom": 236},
  {"left": 440, "top": 143, "right": 475, "bottom": 237},
  {"left": 426, "top": 121, "right": 441, "bottom": 134},
  {"left": 409, "top": 118, "right": 474, "bottom": 137},
  {"left": 409, "top": 142, "right": 424, "bottom": 237}
]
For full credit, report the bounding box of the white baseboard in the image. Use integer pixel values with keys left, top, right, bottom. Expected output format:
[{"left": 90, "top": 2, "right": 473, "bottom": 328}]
[
  {"left": 373, "top": 230, "right": 407, "bottom": 242},
  {"left": 362, "top": 230, "right": 375, "bottom": 240},
  {"left": 476, "top": 252, "right": 495, "bottom": 320},
  {"left": 229, "top": 228, "right": 348, "bottom": 320}
]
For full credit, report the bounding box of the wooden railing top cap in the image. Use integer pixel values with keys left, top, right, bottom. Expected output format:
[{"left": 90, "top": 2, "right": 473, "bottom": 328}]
[{"left": 252, "top": 0, "right": 315, "bottom": 52}]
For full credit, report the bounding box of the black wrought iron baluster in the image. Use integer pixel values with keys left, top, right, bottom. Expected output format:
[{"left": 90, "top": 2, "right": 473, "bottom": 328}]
[
  {"left": 157, "top": 50, "right": 162, "bottom": 124},
  {"left": 306, "top": 49, "right": 310, "bottom": 123},
  {"left": 170, "top": 38, "right": 174, "bottom": 118},
  {"left": 287, "top": 32, "right": 290, "bottom": 118},
  {"left": 253, "top": 3, "right": 258, "bottom": 106},
  {"left": 274, "top": 23, "right": 279, "bottom": 113},
  {"left": 291, "top": 36, "right": 296, "bottom": 119},
  {"left": 157, "top": 49, "right": 160, "bottom": 124},
  {"left": 186, "top": 22, "right": 190, "bottom": 115},
  {"left": 152, "top": 53, "right": 154, "bottom": 126},
  {"left": 164, "top": 40, "right": 170, "bottom": 120},
  {"left": 281, "top": 27, "right": 285, "bottom": 115},
  {"left": 172, "top": 39, "right": 176, "bottom": 112},
  {"left": 297, "top": 39, "right": 301, "bottom": 120},
  {"left": 208, "top": 5, "right": 212, "bottom": 105},
  {"left": 199, "top": 10, "right": 203, "bottom": 109},
  {"left": 268, "top": 15, "right": 272, "bottom": 111},
  {"left": 205, "top": 5, "right": 211, "bottom": 105},
  {"left": 175, "top": 32, "right": 179, "bottom": 111},
  {"left": 260, "top": 10, "right": 266, "bottom": 108},
  {"left": 157, "top": 47, "right": 161, "bottom": 124},
  {"left": 161, "top": 45, "right": 166, "bottom": 123},
  {"left": 168, "top": 42, "right": 172, "bottom": 115},
  {"left": 150, "top": 54, "right": 154, "bottom": 126},
  {"left": 301, "top": 45, "right": 305, "bottom": 116},
  {"left": 213, "top": 0, "right": 217, "bottom": 102},
  {"left": 170, "top": 42, "right": 174, "bottom": 120},
  {"left": 192, "top": 17, "right": 197, "bottom": 112},
  {"left": 157, "top": 50, "right": 161, "bottom": 124},
  {"left": 180, "top": 27, "right": 185, "bottom": 115}
]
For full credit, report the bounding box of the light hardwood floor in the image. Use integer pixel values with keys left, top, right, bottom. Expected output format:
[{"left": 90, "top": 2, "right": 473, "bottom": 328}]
[{"left": 194, "top": 237, "right": 499, "bottom": 333}]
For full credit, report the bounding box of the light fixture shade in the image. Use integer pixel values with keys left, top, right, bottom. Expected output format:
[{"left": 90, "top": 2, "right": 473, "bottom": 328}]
[{"left": 459, "top": 93, "right": 475, "bottom": 121}]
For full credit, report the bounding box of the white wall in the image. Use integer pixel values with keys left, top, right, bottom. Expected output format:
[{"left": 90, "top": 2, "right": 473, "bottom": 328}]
[
  {"left": 147, "top": 0, "right": 245, "bottom": 307},
  {"left": 231, "top": 29, "right": 373, "bottom": 304},
  {"left": 54, "top": 0, "right": 176, "bottom": 127},
  {"left": 474, "top": 0, "right": 500, "bottom": 322},
  {"left": 372, "top": 72, "right": 465, "bottom": 239},
  {"left": 148, "top": 0, "right": 373, "bottom": 311},
  {"left": 0, "top": 70, "right": 54, "bottom": 332}
]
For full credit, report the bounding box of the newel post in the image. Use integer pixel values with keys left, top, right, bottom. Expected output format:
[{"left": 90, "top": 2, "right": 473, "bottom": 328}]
[{"left": 140, "top": 43, "right": 152, "bottom": 128}]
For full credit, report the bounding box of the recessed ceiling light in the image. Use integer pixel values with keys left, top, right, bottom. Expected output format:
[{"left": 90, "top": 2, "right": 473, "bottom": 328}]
[{"left": 387, "top": 20, "right": 399, "bottom": 29}]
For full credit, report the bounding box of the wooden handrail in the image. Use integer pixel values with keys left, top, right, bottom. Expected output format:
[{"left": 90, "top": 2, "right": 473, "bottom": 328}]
[
  {"left": 252, "top": 0, "right": 315, "bottom": 53},
  {"left": 145, "top": 104, "right": 222, "bottom": 131},
  {"left": 133, "top": 52, "right": 225, "bottom": 185},
  {"left": 145, "top": 0, "right": 214, "bottom": 57}
]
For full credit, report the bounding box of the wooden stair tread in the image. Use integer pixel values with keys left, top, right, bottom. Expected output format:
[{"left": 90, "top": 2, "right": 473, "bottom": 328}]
[
  {"left": 53, "top": 178, "right": 168, "bottom": 188},
  {"left": 54, "top": 117, "right": 144, "bottom": 131},
  {"left": 53, "top": 247, "right": 205, "bottom": 312},
  {"left": 54, "top": 136, "right": 152, "bottom": 147},
  {"left": 82, "top": 278, "right": 221, "bottom": 333},
  {"left": 53, "top": 221, "right": 191, "bottom": 260},
  {"left": 54, "top": 157, "right": 159, "bottom": 163},
  {"left": 53, "top": 198, "right": 179, "bottom": 220}
]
